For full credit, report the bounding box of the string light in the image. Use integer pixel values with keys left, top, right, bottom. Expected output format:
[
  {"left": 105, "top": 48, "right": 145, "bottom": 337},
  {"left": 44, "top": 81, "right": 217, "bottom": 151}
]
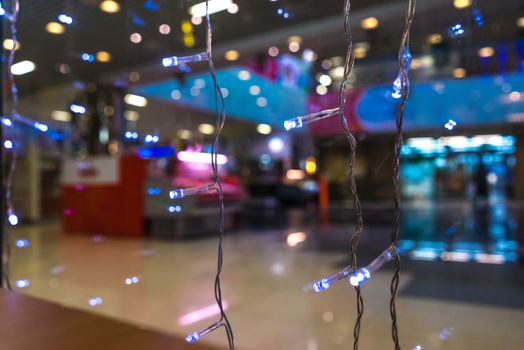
[
  {"left": 57, "top": 14, "right": 73, "bottom": 25},
  {"left": 391, "top": 47, "right": 412, "bottom": 99},
  {"left": 162, "top": 52, "right": 208, "bottom": 67},
  {"left": 170, "top": 184, "right": 215, "bottom": 199},
  {"left": 445, "top": 119, "right": 457, "bottom": 130},
  {"left": 450, "top": 23, "right": 465, "bottom": 37},
  {"left": 70, "top": 104, "right": 87, "bottom": 114},
  {"left": 349, "top": 246, "right": 397, "bottom": 286},
  {"left": 283, "top": 107, "right": 340, "bottom": 131}
]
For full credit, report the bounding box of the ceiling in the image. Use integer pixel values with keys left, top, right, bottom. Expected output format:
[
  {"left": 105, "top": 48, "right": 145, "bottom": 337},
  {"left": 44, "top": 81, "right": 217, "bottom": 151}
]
[{"left": 12, "top": 0, "right": 524, "bottom": 95}]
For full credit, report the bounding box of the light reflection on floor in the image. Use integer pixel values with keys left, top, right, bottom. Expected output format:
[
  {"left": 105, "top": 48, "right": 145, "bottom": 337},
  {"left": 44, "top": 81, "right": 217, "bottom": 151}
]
[{"left": 6, "top": 220, "right": 524, "bottom": 350}]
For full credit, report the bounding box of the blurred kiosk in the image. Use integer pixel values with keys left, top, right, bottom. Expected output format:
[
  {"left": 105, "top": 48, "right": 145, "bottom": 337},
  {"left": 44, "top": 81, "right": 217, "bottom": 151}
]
[{"left": 61, "top": 155, "right": 147, "bottom": 237}]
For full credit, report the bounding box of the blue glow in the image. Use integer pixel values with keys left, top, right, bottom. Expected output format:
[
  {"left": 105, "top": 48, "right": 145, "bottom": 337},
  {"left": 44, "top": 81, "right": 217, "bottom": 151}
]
[
  {"left": 450, "top": 24, "right": 465, "bottom": 37},
  {"left": 137, "top": 146, "right": 176, "bottom": 158},
  {"left": 312, "top": 279, "right": 330, "bottom": 292},
  {"left": 170, "top": 189, "right": 184, "bottom": 199},
  {"left": 125, "top": 131, "right": 139, "bottom": 140},
  {"left": 70, "top": 104, "right": 86, "bottom": 114},
  {"left": 391, "top": 47, "right": 412, "bottom": 99},
  {"left": 349, "top": 268, "right": 370, "bottom": 286},
  {"left": 2, "top": 118, "right": 12, "bottom": 127},
  {"left": 4, "top": 140, "right": 13, "bottom": 149},
  {"left": 57, "top": 14, "right": 73, "bottom": 25},
  {"left": 15, "top": 239, "right": 28, "bottom": 248},
  {"left": 277, "top": 8, "right": 283, "bottom": 14},
  {"left": 132, "top": 16, "right": 146, "bottom": 27},
  {"left": 186, "top": 332, "right": 200, "bottom": 343},
  {"left": 0, "top": 2, "right": 4, "bottom": 16},
  {"left": 143, "top": 0, "right": 159, "bottom": 12},
  {"left": 81, "top": 53, "right": 95, "bottom": 62},
  {"left": 88, "top": 297, "right": 103, "bottom": 306},
  {"left": 34, "top": 122, "right": 49, "bottom": 132},
  {"left": 473, "top": 9, "right": 484, "bottom": 27},
  {"left": 284, "top": 117, "right": 303, "bottom": 130},
  {"left": 168, "top": 205, "right": 182, "bottom": 213},
  {"left": 144, "top": 134, "right": 159, "bottom": 144},
  {"left": 147, "top": 187, "right": 161, "bottom": 195},
  {"left": 16, "top": 280, "right": 30, "bottom": 288},
  {"left": 8, "top": 214, "right": 19, "bottom": 226}
]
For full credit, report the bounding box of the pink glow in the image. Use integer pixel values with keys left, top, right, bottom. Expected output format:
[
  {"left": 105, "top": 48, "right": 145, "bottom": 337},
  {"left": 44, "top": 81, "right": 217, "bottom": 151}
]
[
  {"left": 177, "top": 151, "right": 228, "bottom": 165},
  {"left": 177, "top": 301, "right": 229, "bottom": 326}
]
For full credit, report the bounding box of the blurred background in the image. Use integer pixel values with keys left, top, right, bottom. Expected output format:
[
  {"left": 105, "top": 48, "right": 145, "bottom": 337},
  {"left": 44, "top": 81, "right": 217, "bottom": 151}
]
[{"left": 3, "top": 0, "right": 524, "bottom": 349}]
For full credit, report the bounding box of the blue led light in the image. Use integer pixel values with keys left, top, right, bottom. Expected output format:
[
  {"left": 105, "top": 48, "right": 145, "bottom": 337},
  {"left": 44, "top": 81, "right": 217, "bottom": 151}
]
[
  {"left": 473, "top": 9, "right": 483, "bottom": 27},
  {"left": 81, "top": 53, "right": 95, "bottom": 62},
  {"left": 4, "top": 140, "right": 13, "bottom": 149},
  {"left": 57, "top": 14, "right": 73, "bottom": 25},
  {"left": 70, "top": 104, "right": 86, "bottom": 114},
  {"left": 147, "top": 187, "right": 161, "bottom": 195},
  {"left": 15, "top": 239, "right": 28, "bottom": 248},
  {"left": 349, "top": 268, "right": 371, "bottom": 286},
  {"left": 186, "top": 332, "right": 200, "bottom": 343},
  {"left": 168, "top": 205, "right": 182, "bottom": 213},
  {"left": 132, "top": 16, "right": 146, "bottom": 27},
  {"left": 34, "top": 122, "right": 49, "bottom": 132},
  {"left": 88, "top": 297, "right": 103, "bottom": 306},
  {"left": 0, "top": 2, "right": 5, "bottom": 16},
  {"left": 137, "top": 146, "right": 176, "bottom": 158},
  {"left": 445, "top": 119, "right": 457, "bottom": 130},
  {"left": 125, "top": 131, "right": 139, "bottom": 140},
  {"left": 143, "top": 0, "right": 159, "bottom": 12},
  {"left": 313, "top": 279, "right": 330, "bottom": 292},
  {"left": 391, "top": 47, "right": 412, "bottom": 99},
  {"left": 170, "top": 189, "right": 185, "bottom": 199},
  {"left": 284, "top": 117, "right": 303, "bottom": 130},
  {"left": 8, "top": 214, "right": 18, "bottom": 226},
  {"left": 450, "top": 24, "right": 465, "bottom": 37},
  {"left": 2, "top": 118, "right": 12, "bottom": 127},
  {"left": 16, "top": 279, "right": 30, "bottom": 288},
  {"left": 144, "top": 134, "right": 159, "bottom": 144}
]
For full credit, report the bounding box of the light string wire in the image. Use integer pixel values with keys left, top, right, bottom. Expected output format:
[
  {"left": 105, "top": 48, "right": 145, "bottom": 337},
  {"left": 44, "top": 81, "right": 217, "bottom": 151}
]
[
  {"left": 337, "top": 1, "right": 365, "bottom": 348},
  {"left": 389, "top": 0, "right": 416, "bottom": 349},
  {"left": 183, "top": 1, "right": 235, "bottom": 347},
  {"left": 2, "top": 0, "right": 20, "bottom": 290}
]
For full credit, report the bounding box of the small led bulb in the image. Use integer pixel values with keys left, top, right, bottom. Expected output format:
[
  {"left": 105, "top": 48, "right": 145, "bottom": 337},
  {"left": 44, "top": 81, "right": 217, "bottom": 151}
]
[
  {"left": 284, "top": 107, "right": 340, "bottom": 131},
  {"left": 186, "top": 321, "right": 223, "bottom": 344},
  {"left": 162, "top": 52, "right": 208, "bottom": 67},
  {"left": 305, "top": 265, "right": 355, "bottom": 292},
  {"left": 170, "top": 185, "right": 214, "bottom": 199},
  {"left": 349, "top": 245, "right": 397, "bottom": 287},
  {"left": 8, "top": 214, "right": 19, "bottom": 226}
]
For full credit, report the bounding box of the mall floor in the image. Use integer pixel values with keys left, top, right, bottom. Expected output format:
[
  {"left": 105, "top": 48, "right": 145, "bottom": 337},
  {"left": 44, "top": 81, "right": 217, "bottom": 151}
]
[{"left": 6, "top": 200, "right": 524, "bottom": 350}]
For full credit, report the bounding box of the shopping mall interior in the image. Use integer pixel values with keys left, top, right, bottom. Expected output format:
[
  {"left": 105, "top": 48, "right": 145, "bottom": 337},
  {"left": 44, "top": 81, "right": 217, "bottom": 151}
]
[{"left": 0, "top": 0, "right": 523, "bottom": 349}]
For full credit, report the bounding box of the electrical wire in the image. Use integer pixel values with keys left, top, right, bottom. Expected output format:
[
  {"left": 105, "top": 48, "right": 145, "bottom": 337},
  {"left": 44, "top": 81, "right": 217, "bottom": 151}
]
[
  {"left": 205, "top": 0, "right": 235, "bottom": 348},
  {"left": 389, "top": 1, "right": 416, "bottom": 349},
  {"left": 337, "top": 1, "right": 365, "bottom": 349},
  {"left": 2, "top": 0, "right": 20, "bottom": 290}
]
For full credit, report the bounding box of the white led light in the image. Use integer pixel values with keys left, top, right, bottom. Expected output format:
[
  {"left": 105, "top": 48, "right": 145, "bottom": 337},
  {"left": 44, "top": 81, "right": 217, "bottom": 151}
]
[
  {"left": 256, "top": 124, "right": 272, "bottom": 135},
  {"left": 11, "top": 60, "right": 36, "bottom": 76},
  {"left": 124, "top": 94, "right": 148, "bottom": 107},
  {"left": 189, "top": 0, "right": 233, "bottom": 17},
  {"left": 249, "top": 85, "right": 261, "bottom": 96}
]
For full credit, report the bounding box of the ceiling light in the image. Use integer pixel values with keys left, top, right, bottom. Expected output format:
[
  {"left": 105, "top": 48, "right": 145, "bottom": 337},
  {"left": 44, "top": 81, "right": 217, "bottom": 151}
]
[
  {"left": 189, "top": 0, "right": 233, "bottom": 17},
  {"left": 256, "top": 97, "right": 268, "bottom": 107},
  {"left": 100, "top": 0, "right": 121, "bottom": 13},
  {"left": 46, "top": 22, "right": 65, "bottom": 34},
  {"left": 249, "top": 85, "right": 261, "bottom": 96},
  {"left": 191, "top": 16, "right": 203, "bottom": 25},
  {"left": 96, "top": 51, "right": 111, "bottom": 62},
  {"left": 178, "top": 129, "right": 193, "bottom": 139},
  {"left": 288, "top": 42, "right": 300, "bottom": 52},
  {"left": 478, "top": 46, "right": 494, "bottom": 58},
  {"left": 268, "top": 46, "right": 279, "bottom": 57},
  {"left": 427, "top": 33, "right": 443, "bottom": 45},
  {"left": 227, "top": 3, "right": 239, "bottom": 14},
  {"left": 130, "top": 33, "right": 142, "bottom": 43},
  {"left": 354, "top": 47, "right": 367, "bottom": 59},
  {"left": 51, "top": 110, "right": 72, "bottom": 122},
  {"left": 225, "top": 50, "right": 239, "bottom": 61},
  {"left": 316, "top": 85, "right": 327, "bottom": 95},
  {"left": 256, "top": 124, "right": 272, "bottom": 135},
  {"left": 287, "top": 35, "right": 302, "bottom": 45},
  {"left": 11, "top": 60, "right": 36, "bottom": 75},
  {"left": 319, "top": 74, "right": 332, "bottom": 86},
  {"left": 361, "top": 17, "right": 379, "bottom": 30},
  {"left": 453, "top": 68, "right": 466, "bottom": 79},
  {"left": 3, "top": 39, "right": 20, "bottom": 51},
  {"left": 198, "top": 123, "right": 215, "bottom": 135},
  {"left": 124, "top": 94, "right": 148, "bottom": 107},
  {"left": 238, "top": 70, "right": 250, "bottom": 80},
  {"left": 453, "top": 0, "right": 471, "bottom": 9},
  {"left": 159, "top": 24, "right": 171, "bottom": 34},
  {"left": 124, "top": 110, "right": 140, "bottom": 121},
  {"left": 518, "top": 17, "right": 524, "bottom": 28}
]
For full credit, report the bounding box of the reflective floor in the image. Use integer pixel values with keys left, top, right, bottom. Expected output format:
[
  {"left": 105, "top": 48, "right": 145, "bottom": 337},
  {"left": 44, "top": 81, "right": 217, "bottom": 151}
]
[{"left": 6, "top": 200, "right": 524, "bottom": 350}]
